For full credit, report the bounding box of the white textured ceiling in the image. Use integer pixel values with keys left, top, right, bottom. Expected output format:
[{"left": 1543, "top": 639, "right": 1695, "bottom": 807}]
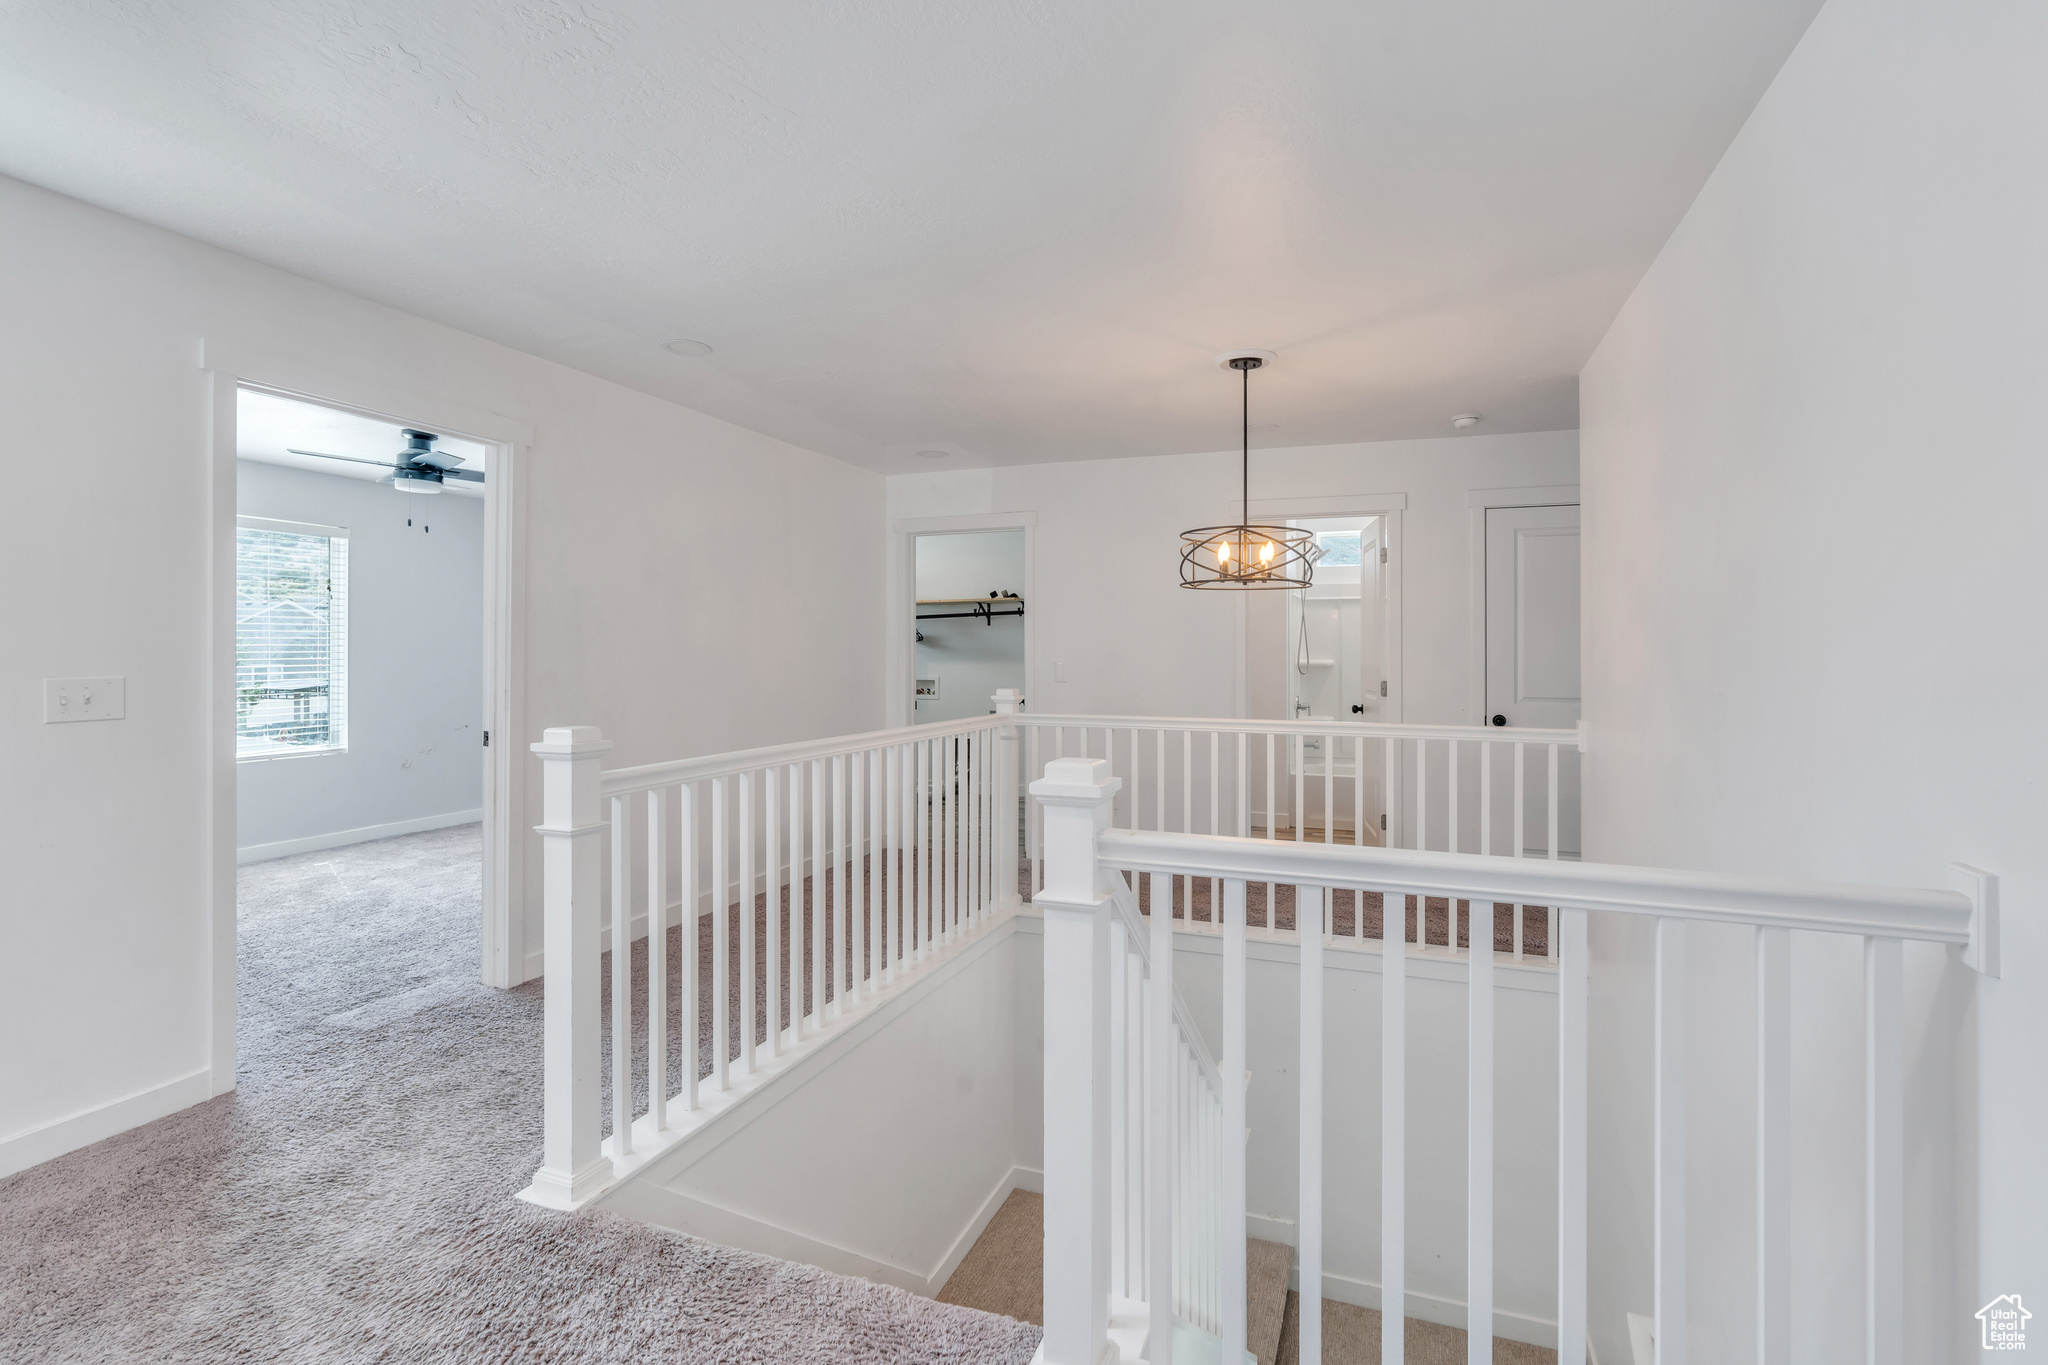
[{"left": 0, "top": 0, "right": 1820, "bottom": 471}]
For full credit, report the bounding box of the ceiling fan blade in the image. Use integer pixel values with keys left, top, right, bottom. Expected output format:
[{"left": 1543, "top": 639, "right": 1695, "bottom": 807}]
[
  {"left": 440, "top": 468, "right": 485, "bottom": 483},
  {"left": 287, "top": 448, "right": 406, "bottom": 470},
  {"left": 409, "top": 449, "right": 467, "bottom": 470}
]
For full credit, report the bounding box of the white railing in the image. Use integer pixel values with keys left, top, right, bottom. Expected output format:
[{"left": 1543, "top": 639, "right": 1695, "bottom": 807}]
[
  {"left": 1105, "top": 876, "right": 1226, "bottom": 1343},
  {"left": 517, "top": 696, "right": 1582, "bottom": 1219},
  {"left": 1020, "top": 714, "right": 1581, "bottom": 961},
  {"left": 1033, "top": 755, "right": 1999, "bottom": 1365},
  {"left": 518, "top": 692, "right": 1024, "bottom": 1210}
]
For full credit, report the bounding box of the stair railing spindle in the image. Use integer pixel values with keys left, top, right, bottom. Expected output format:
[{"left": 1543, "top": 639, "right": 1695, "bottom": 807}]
[
  {"left": 647, "top": 786, "right": 668, "bottom": 1130},
  {"left": 608, "top": 793, "right": 633, "bottom": 1156}
]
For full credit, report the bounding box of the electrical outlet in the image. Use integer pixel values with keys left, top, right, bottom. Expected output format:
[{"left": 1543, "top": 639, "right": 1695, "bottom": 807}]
[{"left": 44, "top": 676, "right": 125, "bottom": 723}]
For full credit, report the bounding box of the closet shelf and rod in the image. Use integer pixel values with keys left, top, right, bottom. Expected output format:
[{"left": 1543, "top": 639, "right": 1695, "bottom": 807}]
[{"left": 915, "top": 595, "right": 1024, "bottom": 623}]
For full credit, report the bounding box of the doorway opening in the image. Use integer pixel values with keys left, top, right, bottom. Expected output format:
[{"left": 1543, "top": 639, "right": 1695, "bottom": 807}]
[
  {"left": 912, "top": 529, "right": 1026, "bottom": 724},
  {"left": 1284, "top": 517, "right": 1387, "bottom": 727},
  {"left": 233, "top": 384, "right": 491, "bottom": 890},
  {"left": 1247, "top": 515, "right": 1391, "bottom": 844}
]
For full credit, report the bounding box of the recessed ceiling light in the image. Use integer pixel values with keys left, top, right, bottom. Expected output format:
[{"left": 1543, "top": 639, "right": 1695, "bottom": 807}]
[
  {"left": 1451, "top": 413, "right": 1482, "bottom": 429},
  {"left": 915, "top": 450, "right": 949, "bottom": 459},
  {"left": 662, "top": 339, "right": 713, "bottom": 356}
]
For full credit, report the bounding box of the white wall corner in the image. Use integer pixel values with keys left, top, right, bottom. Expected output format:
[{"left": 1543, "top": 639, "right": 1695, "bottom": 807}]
[{"left": 0, "top": 1068, "right": 216, "bottom": 1181}]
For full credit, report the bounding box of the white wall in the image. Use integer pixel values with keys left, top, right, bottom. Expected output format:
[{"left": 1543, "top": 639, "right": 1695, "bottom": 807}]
[
  {"left": 916, "top": 529, "right": 1026, "bottom": 602},
  {"left": 604, "top": 915, "right": 1041, "bottom": 1296},
  {"left": 0, "top": 172, "right": 886, "bottom": 1177},
  {"left": 235, "top": 460, "right": 484, "bottom": 860},
  {"left": 1578, "top": 0, "right": 2046, "bottom": 1360},
  {"left": 914, "top": 529, "right": 1026, "bottom": 725},
  {"left": 1172, "top": 932, "right": 1563, "bottom": 1348},
  {"left": 889, "top": 431, "right": 1577, "bottom": 728}
]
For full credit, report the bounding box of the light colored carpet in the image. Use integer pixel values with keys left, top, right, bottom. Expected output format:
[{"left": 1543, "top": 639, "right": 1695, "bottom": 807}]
[
  {"left": 1247, "top": 1238, "right": 1294, "bottom": 1365},
  {"left": 935, "top": 1188, "right": 1295, "bottom": 1365},
  {"left": 938, "top": 1189, "right": 1044, "bottom": 1325},
  {"left": 1275, "top": 1292, "right": 1557, "bottom": 1365},
  {"left": 0, "top": 824, "right": 1041, "bottom": 1364}
]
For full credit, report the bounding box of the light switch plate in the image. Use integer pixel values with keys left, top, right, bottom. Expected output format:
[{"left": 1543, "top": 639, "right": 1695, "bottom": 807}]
[{"left": 44, "top": 676, "right": 125, "bottom": 723}]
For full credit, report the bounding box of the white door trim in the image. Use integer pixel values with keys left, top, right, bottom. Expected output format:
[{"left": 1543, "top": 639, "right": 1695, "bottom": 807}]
[
  {"left": 889, "top": 512, "right": 1038, "bottom": 729},
  {"left": 202, "top": 343, "right": 533, "bottom": 1076},
  {"left": 1246, "top": 495, "right": 1405, "bottom": 728},
  {"left": 1241, "top": 495, "right": 1405, "bottom": 847},
  {"left": 1466, "top": 485, "right": 1580, "bottom": 725}
]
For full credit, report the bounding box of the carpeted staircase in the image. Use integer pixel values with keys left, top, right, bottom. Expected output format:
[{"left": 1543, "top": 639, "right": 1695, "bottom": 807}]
[{"left": 940, "top": 1190, "right": 1556, "bottom": 1365}]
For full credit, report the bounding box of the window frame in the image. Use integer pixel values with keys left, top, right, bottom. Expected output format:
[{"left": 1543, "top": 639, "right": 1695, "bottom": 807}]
[
  {"left": 1313, "top": 528, "right": 1365, "bottom": 567},
  {"left": 235, "top": 514, "right": 350, "bottom": 763}
]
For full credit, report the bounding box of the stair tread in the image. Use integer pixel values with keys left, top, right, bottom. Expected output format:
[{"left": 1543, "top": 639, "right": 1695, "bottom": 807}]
[
  {"left": 938, "top": 1207, "right": 1297, "bottom": 1360},
  {"left": 936, "top": 1189, "right": 1043, "bottom": 1326},
  {"left": 1274, "top": 1291, "right": 1558, "bottom": 1365},
  {"left": 1246, "top": 1238, "right": 1293, "bottom": 1365}
]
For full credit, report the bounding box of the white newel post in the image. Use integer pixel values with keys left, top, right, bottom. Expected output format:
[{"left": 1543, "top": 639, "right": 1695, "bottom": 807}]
[
  {"left": 520, "top": 725, "right": 615, "bottom": 1210},
  {"left": 1034, "top": 757, "right": 1122, "bottom": 1365},
  {"left": 995, "top": 688, "right": 1024, "bottom": 908}
]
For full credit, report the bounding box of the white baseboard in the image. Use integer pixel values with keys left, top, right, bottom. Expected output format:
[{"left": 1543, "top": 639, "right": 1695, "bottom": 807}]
[
  {"left": 621, "top": 1182, "right": 932, "bottom": 1290},
  {"left": 617, "top": 1162, "right": 1042, "bottom": 1298},
  {"left": 237, "top": 808, "right": 483, "bottom": 864},
  {"left": 1245, "top": 1209, "right": 1558, "bottom": 1351},
  {"left": 0, "top": 1067, "right": 215, "bottom": 1180}
]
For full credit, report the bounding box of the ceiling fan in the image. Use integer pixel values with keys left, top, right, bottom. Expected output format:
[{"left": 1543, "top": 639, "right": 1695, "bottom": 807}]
[{"left": 285, "top": 429, "right": 482, "bottom": 495}]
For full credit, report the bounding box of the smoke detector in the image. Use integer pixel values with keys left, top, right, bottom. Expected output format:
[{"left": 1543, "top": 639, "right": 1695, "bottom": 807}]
[
  {"left": 662, "top": 339, "right": 713, "bottom": 356},
  {"left": 1451, "top": 413, "right": 1482, "bottom": 429}
]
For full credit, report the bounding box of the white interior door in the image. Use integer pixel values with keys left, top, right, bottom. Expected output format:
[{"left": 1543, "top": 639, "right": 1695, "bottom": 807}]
[{"left": 1485, "top": 504, "right": 1580, "bottom": 853}]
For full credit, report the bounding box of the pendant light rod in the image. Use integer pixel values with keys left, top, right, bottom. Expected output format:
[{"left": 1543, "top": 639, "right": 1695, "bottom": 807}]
[{"left": 1232, "top": 354, "right": 1261, "bottom": 526}]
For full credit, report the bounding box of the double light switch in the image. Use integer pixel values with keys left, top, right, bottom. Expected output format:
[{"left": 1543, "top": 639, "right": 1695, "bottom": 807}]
[{"left": 44, "top": 677, "right": 125, "bottom": 723}]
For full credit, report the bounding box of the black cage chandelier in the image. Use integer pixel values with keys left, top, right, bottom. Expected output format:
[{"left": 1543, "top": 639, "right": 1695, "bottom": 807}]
[{"left": 1179, "top": 355, "right": 1315, "bottom": 589}]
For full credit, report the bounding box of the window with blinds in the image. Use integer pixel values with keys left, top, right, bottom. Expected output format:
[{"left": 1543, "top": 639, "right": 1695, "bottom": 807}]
[{"left": 236, "top": 517, "right": 348, "bottom": 758}]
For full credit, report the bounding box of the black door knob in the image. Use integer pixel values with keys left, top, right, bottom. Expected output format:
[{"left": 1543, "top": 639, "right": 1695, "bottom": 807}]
[
  {"left": 1351, "top": 704, "right": 1364, "bottom": 714},
  {"left": 1491, "top": 714, "right": 1507, "bottom": 726}
]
